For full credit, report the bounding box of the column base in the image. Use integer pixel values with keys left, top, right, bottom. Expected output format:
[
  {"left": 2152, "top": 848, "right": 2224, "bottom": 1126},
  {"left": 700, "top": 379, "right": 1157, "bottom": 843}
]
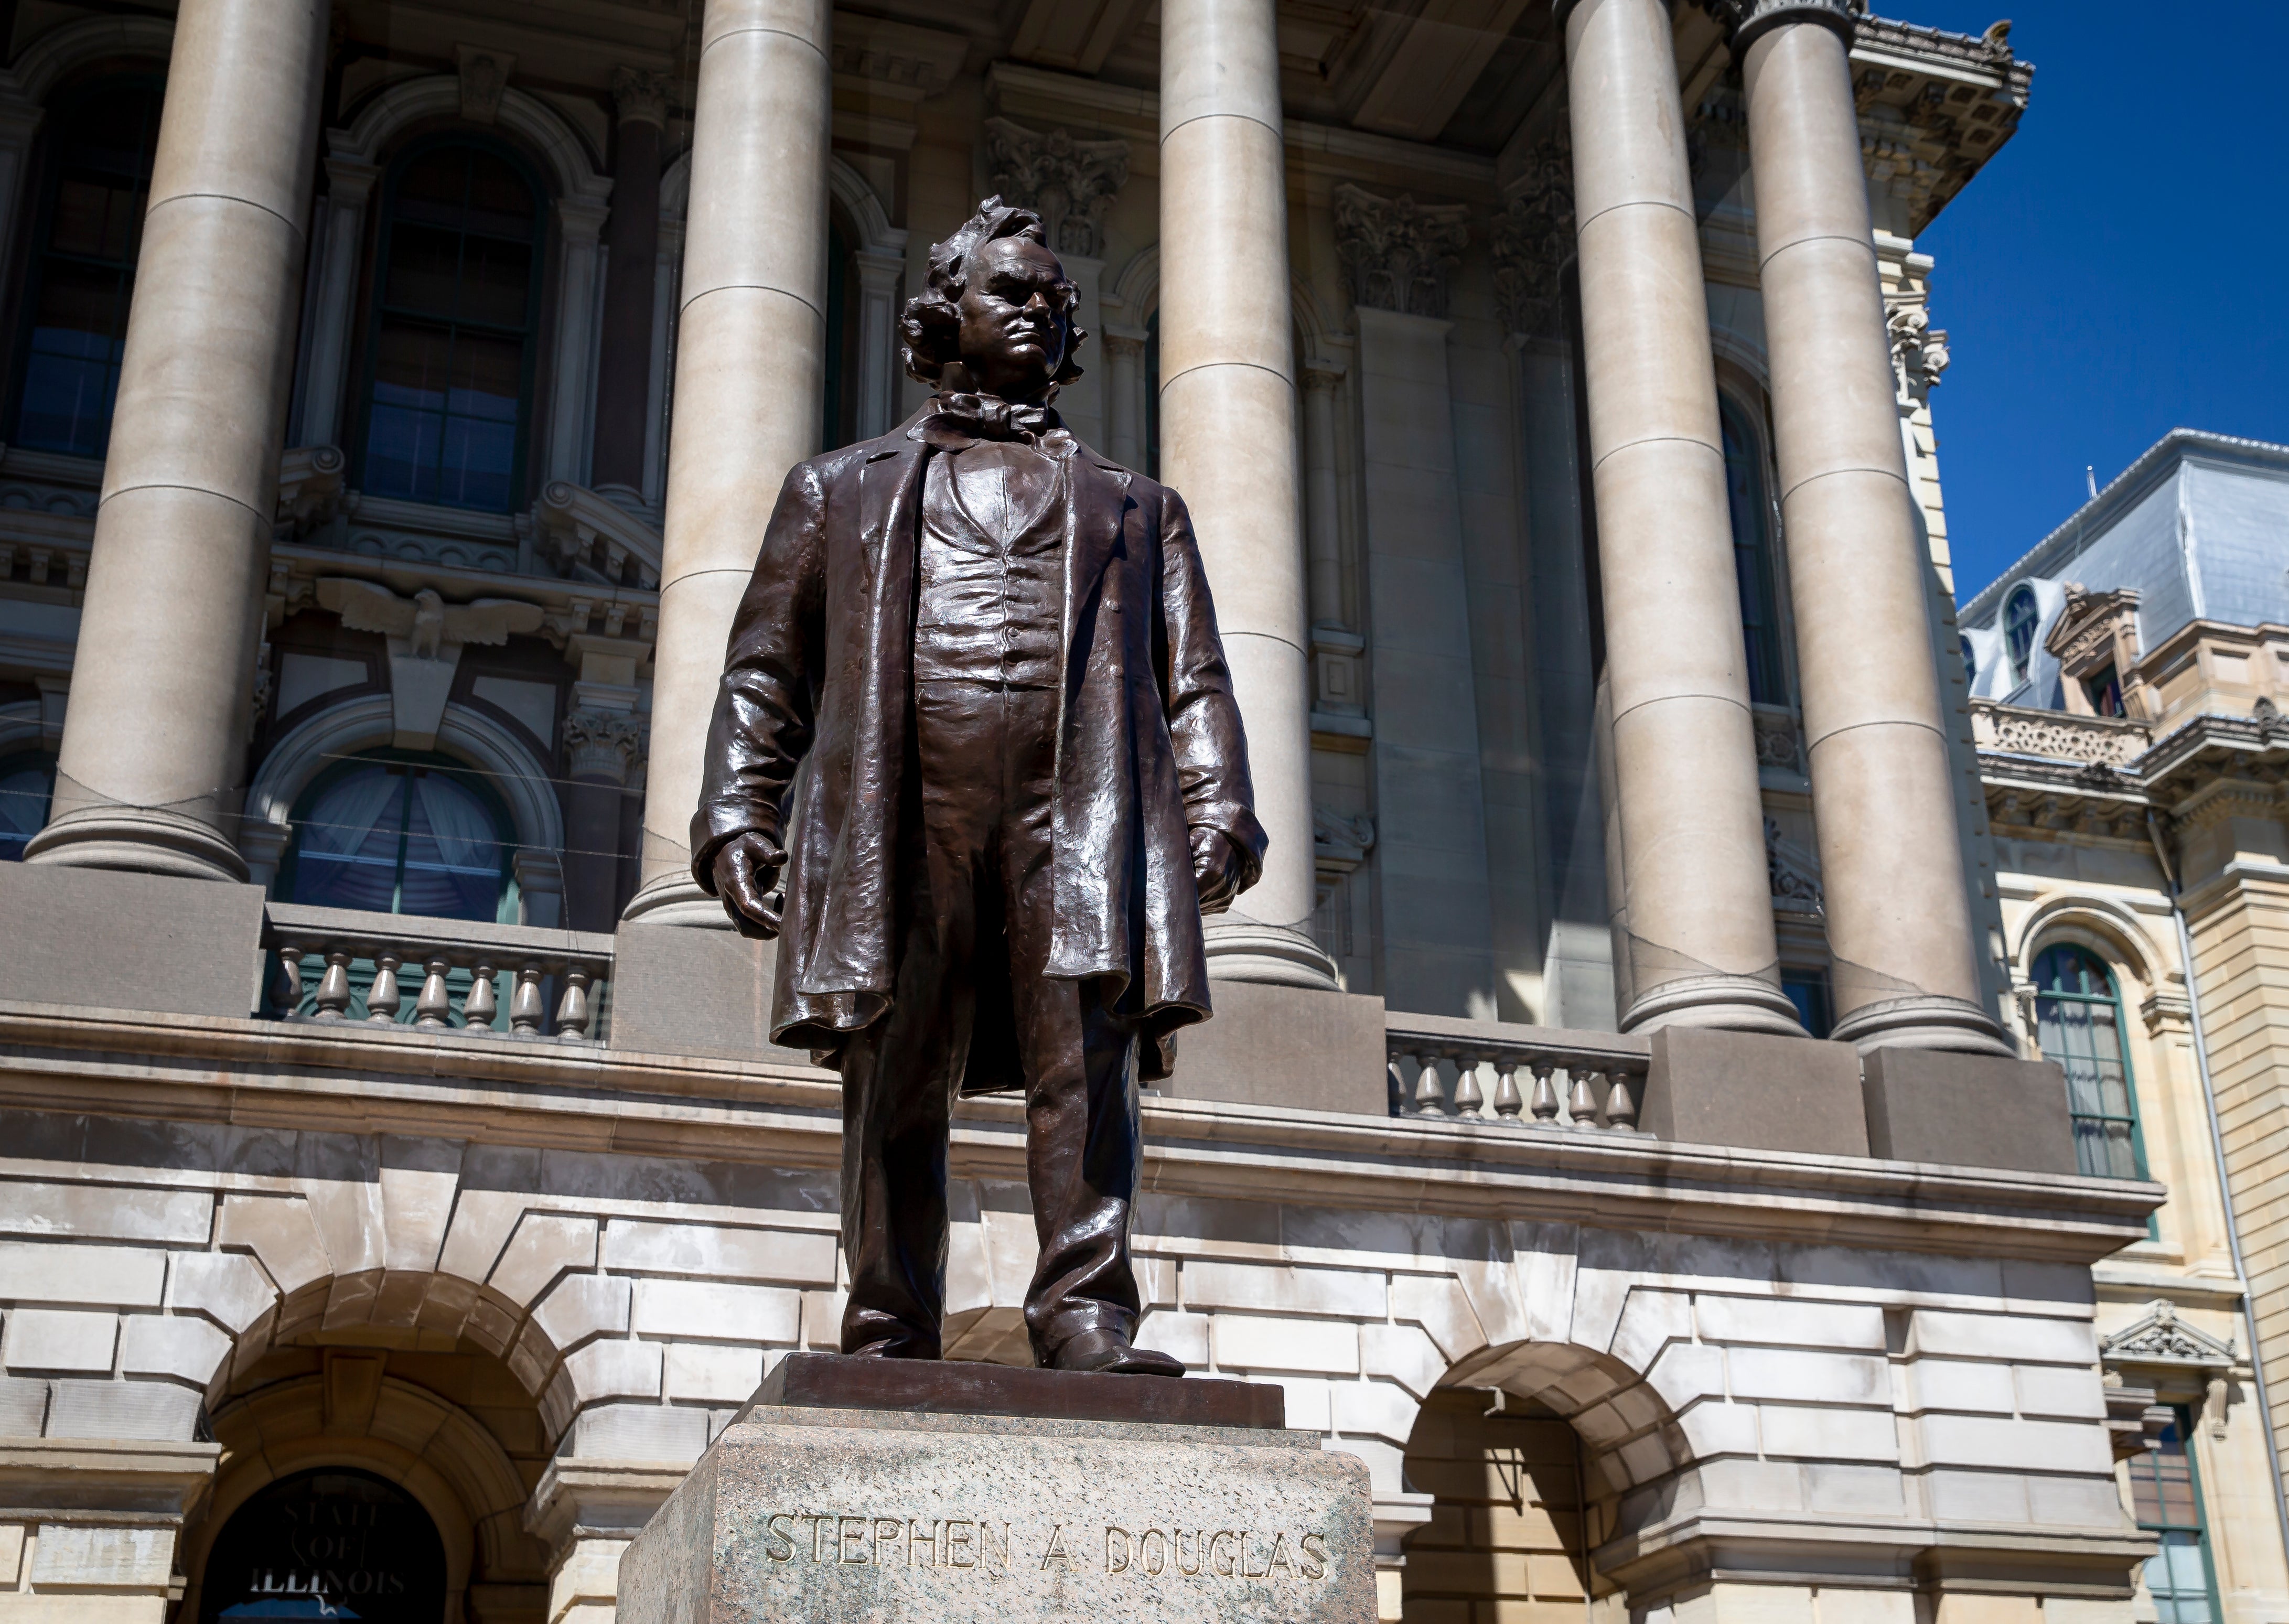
[
  {"left": 24, "top": 804, "right": 250, "bottom": 883},
  {"left": 620, "top": 870, "right": 736, "bottom": 929},
  {"left": 1620, "top": 972, "right": 1807, "bottom": 1038},
  {"left": 1830, "top": 992, "right": 2015, "bottom": 1057},
  {"left": 1202, "top": 911, "right": 1341, "bottom": 991}
]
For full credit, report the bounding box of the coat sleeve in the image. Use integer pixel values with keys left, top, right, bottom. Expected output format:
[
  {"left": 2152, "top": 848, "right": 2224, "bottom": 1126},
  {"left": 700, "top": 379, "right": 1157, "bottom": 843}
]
[
  {"left": 1156, "top": 484, "right": 1270, "bottom": 890},
  {"left": 688, "top": 458, "right": 828, "bottom": 893}
]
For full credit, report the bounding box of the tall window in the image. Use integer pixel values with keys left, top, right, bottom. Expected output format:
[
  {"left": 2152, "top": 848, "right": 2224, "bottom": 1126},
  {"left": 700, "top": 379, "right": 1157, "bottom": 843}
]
[
  {"left": 2032, "top": 943, "right": 2146, "bottom": 1180},
  {"left": 281, "top": 753, "right": 514, "bottom": 922},
  {"left": 821, "top": 219, "right": 854, "bottom": 449},
  {"left": 1960, "top": 636, "right": 1979, "bottom": 688},
  {"left": 360, "top": 141, "right": 542, "bottom": 511},
  {"left": 2005, "top": 585, "right": 2041, "bottom": 686},
  {"left": 1721, "top": 396, "right": 1787, "bottom": 706},
  {"left": 2129, "top": 1410, "right": 2221, "bottom": 1624},
  {"left": 10, "top": 78, "right": 163, "bottom": 456},
  {"left": 0, "top": 752, "right": 57, "bottom": 859},
  {"left": 1143, "top": 309, "right": 1159, "bottom": 480}
]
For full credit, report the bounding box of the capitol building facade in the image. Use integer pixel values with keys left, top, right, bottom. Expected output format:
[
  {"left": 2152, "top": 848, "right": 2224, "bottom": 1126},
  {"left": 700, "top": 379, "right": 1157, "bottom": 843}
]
[{"left": 0, "top": 0, "right": 2284, "bottom": 1620}]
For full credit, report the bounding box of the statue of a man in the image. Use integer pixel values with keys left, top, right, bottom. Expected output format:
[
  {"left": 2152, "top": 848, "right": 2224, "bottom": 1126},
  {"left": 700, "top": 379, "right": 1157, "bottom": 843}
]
[{"left": 690, "top": 197, "right": 1265, "bottom": 1376}]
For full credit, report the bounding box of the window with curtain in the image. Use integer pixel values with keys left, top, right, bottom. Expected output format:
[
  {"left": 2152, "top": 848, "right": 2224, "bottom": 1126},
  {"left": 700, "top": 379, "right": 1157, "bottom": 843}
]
[
  {"left": 2005, "top": 585, "right": 2041, "bottom": 685},
  {"left": 0, "top": 752, "right": 57, "bottom": 859},
  {"left": 282, "top": 754, "right": 513, "bottom": 922},
  {"left": 360, "top": 141, "right": 542, "bottom": 512},
  {"left": 2031, "top": 943, "right": 2146, "bottom": 1180},
  {"left": 2129, "top": 1409, "right": 2221, "bottom": 1624},
  {"left": 1721, "top": 396, "right": 1788, "bottom": 707},
  {"left": 10, "top": 77, "right": 163, "bottom": 457}
]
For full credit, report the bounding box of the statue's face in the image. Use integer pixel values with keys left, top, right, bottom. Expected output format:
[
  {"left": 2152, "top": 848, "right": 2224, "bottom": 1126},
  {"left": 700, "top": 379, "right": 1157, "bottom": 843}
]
[{"left": 953, "top": 236, "right": 1073, "bottom": 400}]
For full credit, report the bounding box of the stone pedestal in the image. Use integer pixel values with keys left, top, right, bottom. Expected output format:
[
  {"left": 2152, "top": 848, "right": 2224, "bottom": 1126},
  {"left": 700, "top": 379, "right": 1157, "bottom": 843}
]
[{"left": 618, "top": 1354, "right": 1375, "bottom": 1622}]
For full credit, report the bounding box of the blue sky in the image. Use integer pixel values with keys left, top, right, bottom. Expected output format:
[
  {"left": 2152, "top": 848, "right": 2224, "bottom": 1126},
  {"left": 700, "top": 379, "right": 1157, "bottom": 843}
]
[{"left": 1897, "top": 2, "right": 2289, "bottom": 596}]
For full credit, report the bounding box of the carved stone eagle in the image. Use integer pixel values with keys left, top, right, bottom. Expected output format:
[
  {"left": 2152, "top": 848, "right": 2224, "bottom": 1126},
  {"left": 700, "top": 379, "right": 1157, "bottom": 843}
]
[{"left": 315, "top": 579, "right": 543, "bottom": 660}]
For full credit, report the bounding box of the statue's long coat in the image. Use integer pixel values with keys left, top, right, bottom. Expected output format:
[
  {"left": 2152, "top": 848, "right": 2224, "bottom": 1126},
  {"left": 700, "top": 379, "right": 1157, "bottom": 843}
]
[{"left": 689, "top": 412, "right": 1268, "bottom": 1088}]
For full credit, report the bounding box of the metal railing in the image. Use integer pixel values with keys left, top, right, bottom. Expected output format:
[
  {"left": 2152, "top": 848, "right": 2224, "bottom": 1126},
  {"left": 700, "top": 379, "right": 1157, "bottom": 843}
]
[
  {"left": 1385, "top": 1012, "right": 1652, "bottom": 1133},
  {"left": 262, "top": 904, "right": 615, "bottom": 1043}
]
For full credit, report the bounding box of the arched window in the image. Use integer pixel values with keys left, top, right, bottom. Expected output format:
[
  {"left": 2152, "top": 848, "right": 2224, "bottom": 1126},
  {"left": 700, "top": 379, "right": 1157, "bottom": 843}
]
[
  {"left": 359, "top": 139, "right": 543, "bottom": 512},
  {"left": 1721, "top": 396, "right": 1787, "bottom": 706},
  {"left": 2031, "top": 943, "right": 2145, "bottom": 1180},
  {"left": 2004, "top": 585, "right": 2041, "bottom": 685},
  {"left": 1960, "top": 636, "right": 1979, "bottom": 687},
  {"left": 9, "top": 77, "right": 163, "bottom": 456},
  {"left": 0, "top": 751, "right": 57, "bottom": 859},
  {"left": 280, "top": 751, "right": 515, "bottom": 922}
]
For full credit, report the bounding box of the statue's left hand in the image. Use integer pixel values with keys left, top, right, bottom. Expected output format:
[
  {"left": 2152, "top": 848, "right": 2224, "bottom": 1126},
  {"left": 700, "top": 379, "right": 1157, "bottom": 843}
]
[{"left": 1189, "top": 826, "right": 1246, "bottom": 916}]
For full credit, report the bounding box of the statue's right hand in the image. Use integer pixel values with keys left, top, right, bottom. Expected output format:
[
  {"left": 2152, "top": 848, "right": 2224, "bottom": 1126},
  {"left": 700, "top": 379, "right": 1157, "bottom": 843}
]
[{"left": 712, "top": 832, "right": 786, "bottom": 939}]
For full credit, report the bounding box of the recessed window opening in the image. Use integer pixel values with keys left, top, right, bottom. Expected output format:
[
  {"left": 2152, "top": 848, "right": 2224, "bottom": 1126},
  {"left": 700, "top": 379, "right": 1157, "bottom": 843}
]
[
  {"left": 281, "top": 751, "right": 515, "bottom": 923},
  {"left": 2031, "top": 942, "right": 2146, "bottom": 1180},
  {"left": 359, "top": 139, "right": 543, "bottom": 512}
]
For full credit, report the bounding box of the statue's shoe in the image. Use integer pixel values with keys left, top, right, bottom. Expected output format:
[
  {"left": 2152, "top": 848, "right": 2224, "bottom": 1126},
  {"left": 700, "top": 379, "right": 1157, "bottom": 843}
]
[{"left": 1048, "top": 1328, "right": 1185, "bottom": 1377}]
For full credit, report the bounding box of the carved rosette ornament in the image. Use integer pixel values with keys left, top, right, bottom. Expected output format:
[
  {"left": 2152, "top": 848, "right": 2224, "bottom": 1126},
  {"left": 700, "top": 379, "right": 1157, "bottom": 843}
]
[
  {"left": 981, "top": 118, "right": 1130, "bottom": 260},
  {"left": 1332, "top": 184, "right": 1470, "bottom": 320},
  {"left": 1490, "top": 136, "right": 1573, "bottom": 338},
  {"left": 564, "top": 710, "right": 643, "bottom": 784},
  {"left": 1694, "top": 0, "right": 1857, "bottom": 50}
]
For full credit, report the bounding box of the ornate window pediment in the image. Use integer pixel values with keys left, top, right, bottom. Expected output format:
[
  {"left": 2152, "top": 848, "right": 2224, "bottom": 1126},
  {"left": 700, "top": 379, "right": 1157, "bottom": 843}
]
[{"left": 2100, "top": 1299, "right": 2236, "bottom": 1373}]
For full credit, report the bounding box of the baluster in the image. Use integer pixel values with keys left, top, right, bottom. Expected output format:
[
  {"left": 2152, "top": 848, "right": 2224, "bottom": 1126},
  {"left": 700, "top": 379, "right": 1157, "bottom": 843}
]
[
  {"left": 462, "top": 962, "right": 499, "bottom": 1031},
  {"left": 1605, "top": 1071, "right": 1640, "bottom": 1132},
  {"left": 1387, "top": 1053, "right": 1408, "bottom": 1116},
  {"left": 1492, "top": 1061, "right": 1523, "bottom": 1122},
  {"left": 553, "top": 966, "right": 595, "bottom": 1040},
  {"left": 1413, "top": 1055, "right": 1446, "bottom": 1117},
  {"left": 1452, "top": 1055, "right": 1485, "bottom": 1119},
  {"left": 1529, "top": 1063, "right": 1560, "bottom": 1124},
  {"left": 313, "top": 950, "right": 353, "bottom": 1020},
  {"left": 509, "top": 964, "right": 548, "bottom": 1037},
  {"left": 366, "top": 953, "right": 403, "bottom": 1024},
  {"left": 413, "top": 959, "right": 454, "bottom": 1029},
  {"left": 272, "top": 945, "right": 305, "bottom": 1015},
  {"left": 1565, "top": 1068, "right": 1602, "bottom": 1128}
]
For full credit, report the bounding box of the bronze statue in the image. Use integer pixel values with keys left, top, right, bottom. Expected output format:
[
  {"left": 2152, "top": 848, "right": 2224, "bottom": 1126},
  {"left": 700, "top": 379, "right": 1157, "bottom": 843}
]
[{"left": 691, "top": 198, "right": 1265, "bottom": 1376}]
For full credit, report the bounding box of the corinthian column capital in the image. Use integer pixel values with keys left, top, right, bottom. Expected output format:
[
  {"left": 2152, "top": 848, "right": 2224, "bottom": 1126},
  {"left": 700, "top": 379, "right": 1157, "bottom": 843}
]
[{"left": 1702, "top": 0, "right": 1856, "bottom": 52}]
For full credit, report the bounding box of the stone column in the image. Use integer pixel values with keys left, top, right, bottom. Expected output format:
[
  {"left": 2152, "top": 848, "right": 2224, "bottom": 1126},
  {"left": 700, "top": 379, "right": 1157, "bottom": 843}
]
[
  {"left": 26, "top": 0, "right": 328, "bottom": 880},
  {"left": 546, "top": 195, "right": 612, "bottom": 484},
  {"left": 591, "top": 68, "right": 668, "bottom": 496},
  {"left": 624, "top": 0, "right": 831, "bottom": 924},
  {"left": 1159, "top": 0, "right": 1337, "bottom": 988},
  {"left": 1101, "top": 328, "right": 1146, "bottom": 470},
  {"left": 1553, "top": 0, "right": 1801, "bottom": 1034},
  {"left": 1301, "top": 361, "right": 1345, "bottom": 631},
  {"left": 852, "top": 243, "right": 906, "bottom": 440},
  {"left": 295, "top": 157, "right": 379, "bottom": 450},
  {"left": 1736, "top": 1, "right": 2008, "bottom": 1052}
]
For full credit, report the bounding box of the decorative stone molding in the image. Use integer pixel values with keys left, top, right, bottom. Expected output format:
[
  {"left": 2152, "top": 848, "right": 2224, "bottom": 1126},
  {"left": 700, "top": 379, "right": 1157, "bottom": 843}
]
[
  {"left": 1972, "top": 701, "right": 2150, "bottom": 768},
  {"left": 314, "top": 579, "right": 545, "bottom": 751},
  {"left": 981, "top": 117, "right": 1129, "bottom": 260},
  {"left": 1764, "top": 818, "right": 1822, "bottom": 911},
  {"left": 535, "top": 482, "right": 664, "bottom": 591},
  {"left": 1489, "top": 137, "right": 1572, "bottom": 338},
  {"left": 1753, "top": 709, "right": 1803, "bottom": 773},
  {"left": 456, "top": 45, "right": 514, "bottom": 125},
  {"left": 565, "top": 710, "right": 643, "bottom": 785},
  {"left": 1698, "top": 0, "right": 1856, "bottom": 51},
  {"left": 1886, "top": 302, "right": 1949, "bottom": 405},
  {"left": 275, "top": 445, "right": 346, "bottom": 536},
  {"left": 611, "top": 66, "right": 670, "bottom": 130},
  {"left": 2102, "top": 1298, "right": 2238, "bottom": 1439},
  {"left": 1334, "top": 184, "right": 1469, "bottom": 320}
]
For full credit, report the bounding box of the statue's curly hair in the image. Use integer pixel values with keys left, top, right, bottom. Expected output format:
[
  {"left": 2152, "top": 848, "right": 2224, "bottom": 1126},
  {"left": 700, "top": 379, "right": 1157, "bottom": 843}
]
[{"left": 899, "top": 195, "right": 1087, "bottom": 389}]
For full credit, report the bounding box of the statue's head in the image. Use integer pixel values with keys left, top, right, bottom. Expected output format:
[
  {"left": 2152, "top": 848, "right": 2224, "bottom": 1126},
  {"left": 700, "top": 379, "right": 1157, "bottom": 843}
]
[{"left": 900, "top": 196, "right": 1086, "bottom": 402}]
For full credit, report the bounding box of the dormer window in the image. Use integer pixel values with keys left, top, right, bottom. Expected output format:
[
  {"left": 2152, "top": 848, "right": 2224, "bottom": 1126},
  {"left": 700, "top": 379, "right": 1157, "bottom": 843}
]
[{"left": 2004, "top": 584, "right": 2040, "bottom": 685}]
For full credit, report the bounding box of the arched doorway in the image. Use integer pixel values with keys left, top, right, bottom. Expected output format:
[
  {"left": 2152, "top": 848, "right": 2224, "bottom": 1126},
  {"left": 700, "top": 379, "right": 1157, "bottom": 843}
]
[{"left": 198, "top": 1467, "right": 447, "bottom": 1622}]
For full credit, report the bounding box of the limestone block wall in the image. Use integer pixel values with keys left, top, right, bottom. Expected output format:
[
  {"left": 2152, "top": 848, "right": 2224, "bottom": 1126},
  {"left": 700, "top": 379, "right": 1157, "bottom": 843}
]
[{"left": 0, "top": 1098, "right": 2151, "bottom": 1622}]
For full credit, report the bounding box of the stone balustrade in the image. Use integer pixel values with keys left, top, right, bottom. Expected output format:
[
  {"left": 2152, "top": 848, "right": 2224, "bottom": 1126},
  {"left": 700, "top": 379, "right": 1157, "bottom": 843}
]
[
  {"left": 1972, "top": 698, "right": 2152, "bottom": 767},
  {"left": 263, "top": 902, "right": 615, "bottom": 1041},
  {"left": 1384, "top": 1012, "right": 1651, "bottom": 1132}
]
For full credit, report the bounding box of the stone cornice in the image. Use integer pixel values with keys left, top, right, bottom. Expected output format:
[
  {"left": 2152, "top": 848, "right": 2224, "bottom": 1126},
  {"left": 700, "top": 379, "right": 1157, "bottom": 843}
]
[{"left": 0, "top": 1002, "right": 2159, "bottom": 1265}]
